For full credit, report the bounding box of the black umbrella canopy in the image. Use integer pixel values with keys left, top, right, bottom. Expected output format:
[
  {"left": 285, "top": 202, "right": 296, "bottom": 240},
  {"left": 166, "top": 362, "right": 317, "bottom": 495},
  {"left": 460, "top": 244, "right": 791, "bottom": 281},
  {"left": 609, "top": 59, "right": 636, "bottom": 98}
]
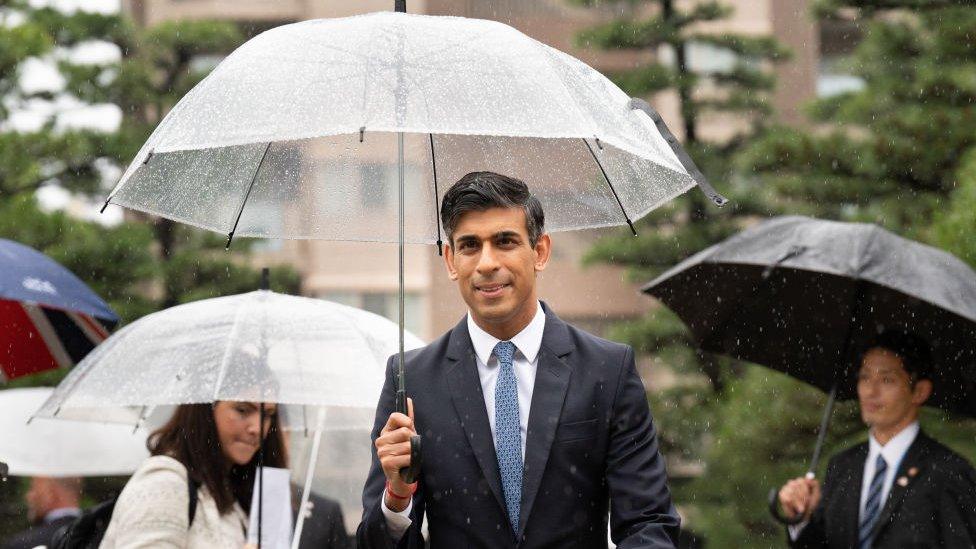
[{"left": 643, "top": 216, "right": 976, "bottom": 417}]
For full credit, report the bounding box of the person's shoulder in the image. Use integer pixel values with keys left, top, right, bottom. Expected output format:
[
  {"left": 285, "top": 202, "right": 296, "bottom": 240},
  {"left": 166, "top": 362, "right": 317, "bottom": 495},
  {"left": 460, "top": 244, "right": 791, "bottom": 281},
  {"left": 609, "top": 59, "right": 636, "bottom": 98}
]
[
  {"left": 132, "top": 454, "right": 188, "bottom": 480},
  {"left": 561, "top": 319, "right": 631, "bottom": 357},
  {"left": 827, "top": 440, "right": 869, "bottom": 469},
  {"left": 119, "top": 455, "right": 189, "bottom": 500},
  {"left": 402, "top": 330, "right": 449, "bottom": 364},
  {"left": 918, "top": 434, "right": 976, "bottom": 479},
  {"left": 112, "top": 455, "right": 190, "bottom": 526},
  {"left": 1, "top": 523, "right": 59, "bottom": 549}
]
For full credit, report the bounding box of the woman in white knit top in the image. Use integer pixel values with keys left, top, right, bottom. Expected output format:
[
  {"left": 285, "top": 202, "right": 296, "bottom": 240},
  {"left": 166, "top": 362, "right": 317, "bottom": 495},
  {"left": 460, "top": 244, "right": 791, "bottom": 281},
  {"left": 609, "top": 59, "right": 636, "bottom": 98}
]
[{"left": 100, "top": 401, "right": 287, "bottom": 548}]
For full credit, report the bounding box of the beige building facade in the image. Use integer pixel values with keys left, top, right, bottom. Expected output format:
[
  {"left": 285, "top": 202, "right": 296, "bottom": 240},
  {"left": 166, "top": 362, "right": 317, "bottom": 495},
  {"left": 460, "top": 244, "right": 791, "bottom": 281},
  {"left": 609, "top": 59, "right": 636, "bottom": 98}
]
[{"left": 121, "top": 1, "right": 827, "bottom": 372}]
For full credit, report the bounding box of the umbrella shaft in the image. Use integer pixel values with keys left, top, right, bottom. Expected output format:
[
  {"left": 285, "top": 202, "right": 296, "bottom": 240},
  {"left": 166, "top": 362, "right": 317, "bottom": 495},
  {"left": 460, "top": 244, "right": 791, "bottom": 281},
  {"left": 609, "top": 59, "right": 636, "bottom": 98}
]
[
  {"left": 397, "top": 131, "right": 407, "bottom": 407},
  {"left": 807, "top": 385, "right": 838, "bottom": 476}
]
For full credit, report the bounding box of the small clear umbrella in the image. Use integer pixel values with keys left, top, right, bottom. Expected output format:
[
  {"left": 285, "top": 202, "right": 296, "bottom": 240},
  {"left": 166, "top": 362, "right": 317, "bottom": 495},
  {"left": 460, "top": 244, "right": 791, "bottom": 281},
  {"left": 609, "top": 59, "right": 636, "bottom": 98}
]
[
  {"left": 32, "top": 290, "right": 424, "bottom": 546},
  {"left": 34, "top": 291, "right": 423, "bottom": 426},
  {"left": 99, "top": 6, "right": 724, "bottom": 484}
]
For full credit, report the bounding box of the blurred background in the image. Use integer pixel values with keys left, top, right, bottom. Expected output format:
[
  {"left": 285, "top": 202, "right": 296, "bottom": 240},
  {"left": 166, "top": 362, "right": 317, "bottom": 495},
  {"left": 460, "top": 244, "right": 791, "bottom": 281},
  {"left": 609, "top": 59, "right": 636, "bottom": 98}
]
[{"left": 1, "top": 0, "right": 974, "bottom": 546}]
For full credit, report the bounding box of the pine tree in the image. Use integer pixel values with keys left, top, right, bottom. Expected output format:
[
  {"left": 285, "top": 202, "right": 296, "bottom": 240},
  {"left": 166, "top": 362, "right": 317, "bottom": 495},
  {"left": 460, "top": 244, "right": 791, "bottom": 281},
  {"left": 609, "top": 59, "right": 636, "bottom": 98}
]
[{"left": 574, "top": 0, "right": 788, "bottom": 496}]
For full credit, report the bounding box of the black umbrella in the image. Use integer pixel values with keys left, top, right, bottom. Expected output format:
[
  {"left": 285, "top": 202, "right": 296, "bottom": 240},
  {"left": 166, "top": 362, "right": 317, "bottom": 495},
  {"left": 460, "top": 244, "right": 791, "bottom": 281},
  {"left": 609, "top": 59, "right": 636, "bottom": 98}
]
[{"left": 642, "top": 216, "right": 976, "bottom": 521}]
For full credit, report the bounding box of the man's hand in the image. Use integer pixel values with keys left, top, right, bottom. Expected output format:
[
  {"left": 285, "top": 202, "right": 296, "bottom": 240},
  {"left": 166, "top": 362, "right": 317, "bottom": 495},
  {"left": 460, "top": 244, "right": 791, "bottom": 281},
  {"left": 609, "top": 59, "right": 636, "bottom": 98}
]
[
  {"left": 778, "top": 476, "right": 821, "bottom": 521},
  {"left": 375, "top": 397, "right": 417, "bottom": 512}
]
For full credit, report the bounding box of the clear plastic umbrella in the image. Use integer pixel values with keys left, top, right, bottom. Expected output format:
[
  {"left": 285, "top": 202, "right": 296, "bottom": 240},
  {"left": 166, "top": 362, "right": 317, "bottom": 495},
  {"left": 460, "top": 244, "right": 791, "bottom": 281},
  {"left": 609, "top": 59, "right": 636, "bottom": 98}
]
[
  {"left": 0, "top": 387, "right": 149, "bottom": 477},
  {"left": 33, "top": 290, "right": 423, "bottom": 427},
  {"left": 102, "top": 12, "right": 721, "bottom": 246},
  {"left": 98, "top": 7, "right": 724, "bottom": 486}
]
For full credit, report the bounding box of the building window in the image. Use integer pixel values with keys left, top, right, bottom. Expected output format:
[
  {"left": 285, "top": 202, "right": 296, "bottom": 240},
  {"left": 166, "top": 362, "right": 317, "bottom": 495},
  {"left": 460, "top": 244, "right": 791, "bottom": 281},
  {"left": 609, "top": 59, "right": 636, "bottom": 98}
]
[
  {"left": 318, "top": 290, "right": 425, "bottom": 336},
  {"left": 817, "top": 18, "right": 865, "bottom": 98}
]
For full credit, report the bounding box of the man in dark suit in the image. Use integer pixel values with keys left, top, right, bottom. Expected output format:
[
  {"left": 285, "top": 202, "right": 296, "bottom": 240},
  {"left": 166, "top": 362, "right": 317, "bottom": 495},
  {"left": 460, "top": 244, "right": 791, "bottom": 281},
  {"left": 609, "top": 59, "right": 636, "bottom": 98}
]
[
  {"left": 777, "top": 331, "right": 976, "bottom": 548},
  {"left": 357, "top": 171, "right": 679, "bottom": 548},
  {"left": 2, "top": 476, "right": 82, "bottom": 549},
  {"left": 294, "top": 491, "right": 350, "bottom": 549}
]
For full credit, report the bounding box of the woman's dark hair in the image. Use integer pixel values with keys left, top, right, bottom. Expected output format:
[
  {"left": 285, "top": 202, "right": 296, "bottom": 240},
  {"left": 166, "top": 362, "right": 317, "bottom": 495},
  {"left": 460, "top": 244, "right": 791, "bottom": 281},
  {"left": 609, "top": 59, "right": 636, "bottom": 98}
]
[
  {"left": 147, "top": 402, "right": 288, "bottom": 514},
  {"left": 440, "top": 171, "right": 545, "bottom": 246}
]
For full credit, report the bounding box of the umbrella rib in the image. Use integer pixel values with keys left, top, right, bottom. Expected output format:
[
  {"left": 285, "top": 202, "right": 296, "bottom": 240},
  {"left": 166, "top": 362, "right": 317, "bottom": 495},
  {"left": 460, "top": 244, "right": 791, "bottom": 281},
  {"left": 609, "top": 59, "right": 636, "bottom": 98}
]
[
  {"left": 212, "top": 295, "right": 254, "bottom": 402},
  {"left": 429, "top": 133, "right": 443, "bottom": 255},
  {"left": 226, "top": 142, "right": 272, "bottom": 250},
  {"left": 582, "top": 138, "right": 637, "bottom": 236}
]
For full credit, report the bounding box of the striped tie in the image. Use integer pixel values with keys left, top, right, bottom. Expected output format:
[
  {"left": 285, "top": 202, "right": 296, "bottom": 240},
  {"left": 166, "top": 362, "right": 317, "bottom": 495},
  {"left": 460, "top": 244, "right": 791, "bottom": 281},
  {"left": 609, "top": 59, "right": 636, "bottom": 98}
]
[
  {"left": 858, "top": 454, "right": 888, "bottom": 549},
  {"left": 492, "top": 341, "right": 522, "bottom": 533}
]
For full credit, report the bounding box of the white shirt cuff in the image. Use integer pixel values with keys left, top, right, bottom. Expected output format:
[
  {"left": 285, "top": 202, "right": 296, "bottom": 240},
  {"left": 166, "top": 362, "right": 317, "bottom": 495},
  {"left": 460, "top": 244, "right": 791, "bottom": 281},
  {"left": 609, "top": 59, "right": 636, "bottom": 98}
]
[
  {"left": 788, "top": 520, "right": 808, "bottom": 540},
  {"left": 381, "top": 495, "right": 413, "bottom": 540}
]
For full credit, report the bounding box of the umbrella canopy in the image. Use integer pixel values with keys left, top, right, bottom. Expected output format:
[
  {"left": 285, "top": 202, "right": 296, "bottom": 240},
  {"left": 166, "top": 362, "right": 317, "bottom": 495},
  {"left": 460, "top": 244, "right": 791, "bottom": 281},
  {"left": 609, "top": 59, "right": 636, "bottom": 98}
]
[
  {"left": 642, "top": 216, "right": 976, "bottom": 417},
  {"left": 0, "top": 388, "right": 148, "bottom": 477},
  {"left": 0, "top": 239, "right": 118, "bottom": 381},
  {"left": 102, "top": 11, "right": 709, "bottom": 245},
  {"left": 32, "top": 290, "right": 425, "bottom": 427}
]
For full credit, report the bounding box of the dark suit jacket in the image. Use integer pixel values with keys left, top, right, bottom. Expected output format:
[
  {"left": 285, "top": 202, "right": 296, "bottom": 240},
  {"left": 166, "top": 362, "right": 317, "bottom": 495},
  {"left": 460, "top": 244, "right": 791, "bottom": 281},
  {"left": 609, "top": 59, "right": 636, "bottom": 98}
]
[
  {"left": 294, "top": 493, "right": 350, "bottom": 549},
  {"left": 357, "top": 304, "right": 679, "bottom": 549},
  {"left": 790, "top": 431, "right": 976, "bottom": 548},
  {"left": 2, "top": 515, "right": 77, "bottom": 549}
]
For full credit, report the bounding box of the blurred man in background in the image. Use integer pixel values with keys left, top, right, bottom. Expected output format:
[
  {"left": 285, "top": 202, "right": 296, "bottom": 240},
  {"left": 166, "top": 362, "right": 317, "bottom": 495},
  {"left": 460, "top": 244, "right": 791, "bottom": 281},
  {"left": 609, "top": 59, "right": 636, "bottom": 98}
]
[{"left": 2, "top": 476, "right": 81, "bottom": 549}]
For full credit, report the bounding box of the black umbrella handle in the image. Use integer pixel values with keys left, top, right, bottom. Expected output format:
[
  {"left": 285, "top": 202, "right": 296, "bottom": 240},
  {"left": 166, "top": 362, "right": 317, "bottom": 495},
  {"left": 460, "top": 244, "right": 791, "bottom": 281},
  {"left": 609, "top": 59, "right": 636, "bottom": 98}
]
[{"left": 395, "top": 389, "right": 422, "bottom": 484}]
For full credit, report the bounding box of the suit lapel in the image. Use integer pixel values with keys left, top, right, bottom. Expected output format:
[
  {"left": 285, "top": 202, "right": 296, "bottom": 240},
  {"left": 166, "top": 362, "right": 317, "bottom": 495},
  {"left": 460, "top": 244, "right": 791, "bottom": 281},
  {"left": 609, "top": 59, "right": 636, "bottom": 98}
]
[
  {"left": 871, "top": 432, "right": 931, "bottom": 541},
  {"left": 445, "top": 319, "right": 507, "bottom": 514},
  {"left": 517, "top": 306, "right": 574, "bottom": 538}
]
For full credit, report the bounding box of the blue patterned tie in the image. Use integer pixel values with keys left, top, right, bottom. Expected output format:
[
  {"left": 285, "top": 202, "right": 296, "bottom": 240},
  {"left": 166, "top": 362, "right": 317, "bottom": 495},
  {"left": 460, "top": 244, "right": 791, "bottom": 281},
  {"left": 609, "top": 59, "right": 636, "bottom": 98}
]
[
  {"left": 492, "top": 341, "right": 522, "bottom": 532},
  {"left": 858, "top": 455, "right": 888, "bottom": 549}
]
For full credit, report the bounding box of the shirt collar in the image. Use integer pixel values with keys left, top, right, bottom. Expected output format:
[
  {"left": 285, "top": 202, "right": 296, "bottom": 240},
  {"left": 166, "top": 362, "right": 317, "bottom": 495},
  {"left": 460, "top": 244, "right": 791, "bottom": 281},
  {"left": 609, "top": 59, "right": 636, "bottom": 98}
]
[
  {"left": 44, "top": 507, "right": 81, "bottom": 524},
  {"left": 467, "top": 301, "right": 545, "bottom": 365},
  {"left": 868, "top": 421, "right": 920, "bottom": 467}
]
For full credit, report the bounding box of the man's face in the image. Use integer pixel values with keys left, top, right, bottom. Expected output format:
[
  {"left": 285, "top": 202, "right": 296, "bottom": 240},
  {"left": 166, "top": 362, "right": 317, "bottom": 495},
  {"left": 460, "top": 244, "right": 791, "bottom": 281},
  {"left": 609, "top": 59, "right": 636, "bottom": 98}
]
[
  {"left": 444, "top": 207, "right": 550, "bottom": 335},
  {"left": 25, "top": 477, "right": 52, "bottom": 524},
  {"left": 857, "top": 348, "right": 930, "bottom": 432}
]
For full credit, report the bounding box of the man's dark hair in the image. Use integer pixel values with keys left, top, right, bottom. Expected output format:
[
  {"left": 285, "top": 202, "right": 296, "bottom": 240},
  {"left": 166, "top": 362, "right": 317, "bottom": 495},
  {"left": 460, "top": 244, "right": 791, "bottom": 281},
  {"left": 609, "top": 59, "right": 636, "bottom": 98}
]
[
  {"left": 440, "top": 171, "right": 545, "bottom": 246},
  {"left": 862, "top": 329, "right": 932, "bottom": 384}
]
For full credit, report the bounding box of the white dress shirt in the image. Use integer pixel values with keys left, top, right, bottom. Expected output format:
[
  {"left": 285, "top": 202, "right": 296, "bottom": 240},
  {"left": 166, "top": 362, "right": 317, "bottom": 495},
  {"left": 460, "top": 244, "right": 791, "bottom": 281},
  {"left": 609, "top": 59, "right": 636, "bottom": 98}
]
[
  {"left": 382, "top": 301, "right": 546, "bottom": 539},
  {"left": 44, "top": 506, "right": 81, "bottom": 523},
  {"left": 859, "top": 421, "right": 919, "bottom": 516},
  {"left": 789, "top": 421, "right": 920, "bottom": 540}
]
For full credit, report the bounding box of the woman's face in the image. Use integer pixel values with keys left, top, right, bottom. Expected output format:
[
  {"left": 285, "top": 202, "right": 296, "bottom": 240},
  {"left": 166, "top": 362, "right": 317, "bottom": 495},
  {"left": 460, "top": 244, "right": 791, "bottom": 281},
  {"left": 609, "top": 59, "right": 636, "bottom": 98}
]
[{"left": 212, "top": 401, "right": 277, "bottom": 467}]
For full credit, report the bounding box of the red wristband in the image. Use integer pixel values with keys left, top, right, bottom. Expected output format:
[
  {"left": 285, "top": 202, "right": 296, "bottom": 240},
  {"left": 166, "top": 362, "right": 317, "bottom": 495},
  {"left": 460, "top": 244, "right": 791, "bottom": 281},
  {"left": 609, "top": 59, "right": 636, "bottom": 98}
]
[{"left": 385, "top": 480, "right": 417, "bottom": 500}]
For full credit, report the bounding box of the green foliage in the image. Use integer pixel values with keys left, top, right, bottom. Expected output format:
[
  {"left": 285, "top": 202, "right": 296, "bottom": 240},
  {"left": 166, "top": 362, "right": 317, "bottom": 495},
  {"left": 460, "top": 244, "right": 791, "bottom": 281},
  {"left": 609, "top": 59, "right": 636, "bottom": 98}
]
[
  {"left": 932, "top": 149, "right": 976, "bottom": 268},
  {"left": 578, "top": 2, "right": 788, "bottom": 541},
  {"left": 0, "top": 6, "right": 298, "bottom": 539},
  {"left": 586, "top": 1, "right": 976, "bottom": 546}
]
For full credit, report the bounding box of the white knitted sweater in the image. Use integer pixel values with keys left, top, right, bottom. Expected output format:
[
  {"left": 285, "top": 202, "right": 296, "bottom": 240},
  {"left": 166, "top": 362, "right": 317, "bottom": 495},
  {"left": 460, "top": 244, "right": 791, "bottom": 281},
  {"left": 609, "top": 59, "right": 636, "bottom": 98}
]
[{"left": 99, "top": 455, "right": 248, "bottom": 549}]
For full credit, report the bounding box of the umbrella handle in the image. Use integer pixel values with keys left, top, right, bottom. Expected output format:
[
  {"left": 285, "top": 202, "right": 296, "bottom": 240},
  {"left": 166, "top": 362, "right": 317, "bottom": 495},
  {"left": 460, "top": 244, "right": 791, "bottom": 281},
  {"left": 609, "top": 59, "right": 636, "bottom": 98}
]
[
  {"left": 395, "top": 389, "right": 423, "bottom": 484},
  {"left": 398, "top": 435, "right": 422, "bottom": 484}
]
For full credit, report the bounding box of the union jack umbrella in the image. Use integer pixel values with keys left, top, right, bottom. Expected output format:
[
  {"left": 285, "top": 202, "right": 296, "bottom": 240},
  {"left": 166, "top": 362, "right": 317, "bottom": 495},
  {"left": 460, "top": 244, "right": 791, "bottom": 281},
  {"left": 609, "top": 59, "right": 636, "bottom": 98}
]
[{"left": 0, "top": 239, "right": 118, "bottom": 381}]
